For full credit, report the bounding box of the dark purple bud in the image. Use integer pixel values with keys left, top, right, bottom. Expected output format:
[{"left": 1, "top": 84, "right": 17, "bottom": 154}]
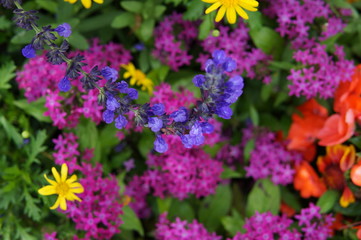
[
  {"left": 58, "top": 76, "right": 71, "bottom": 92},
  {"left": 193, "top": 74, "right": 206, "bottom": 88},
  {"left": 151, "top": 103, "right": 165, "bottom": 116},
  {"left": 170, "top": 107, "right": 188, "bottom": 122},
  {"left": 201, "top": 122, "right": 214, "bottom": 134},
  {"left": 115, "top": 115, "right": 128, "bottom": 129},
  {"left": 101, "top": 66, "right": 118, "bottom": 82},
  {"left": 117, "top": 81, "right": 129, "bottom": 93},
  {"left": 106, "top": 94, "right": 120, "bottom": 111},
  {"left": 154, "top": 135, "right": 168, "bottom": 153},
  {"left": 22, "top": 44, "right": 36, "bottom": 58},
  {"left": 127, "top": 88, "right": 138, "bottom": 100},
  {"left": 148, "top": 117, "right": 163, "bottom": 132},
  {"left": 103, "top": 110, "right": 114, "bottom": 124},
  {"left": 55, "top": 23, "right": 72, "bottom": 37}
]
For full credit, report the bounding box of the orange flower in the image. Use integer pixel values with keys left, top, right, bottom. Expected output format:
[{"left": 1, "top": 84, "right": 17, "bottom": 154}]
[
  {"left": 280, "top": 202, "right": 296, "bottom": 217},
  {"left": 288, "top": 99, "right": 328, "bottom": 153},
  {"left": 317, "top": 144, "right": 356, "bottom": 207},
  {"left": 317, "top": 109, "right": 355, "bottom": 146},
  {"left": 294, "top": 161, "right": 326, "bottom": 198},
  {"left": 351, "top": 159, "right": 361, "bottom": 187}
]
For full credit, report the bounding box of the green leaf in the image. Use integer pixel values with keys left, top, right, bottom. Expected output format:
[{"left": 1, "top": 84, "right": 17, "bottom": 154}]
[
  {"left": 35, "top": 0, "right": 58, "bottom": 13},
  {"left": 78, "top": 11, "right": 119, "bottom": 32},
  {"left": 0, "top": 16, "right": 11, "bottom": 30},
  {"left": 250, "top": 27, "right": 284, "bottom": 59},
  {"left": 221, "top": 165, "right": 242, "bottom": 179},
  {"left": 13, "top": 98, "right": 51, "bottom": 122},
  {"left": 0, "top": 61, "right": 15, "bottom": 90},
  {"left": 334, "top": 201, "right": 361, "bottom": 216},
  {"left": 23, "top": 190, "right": 41, "bottom": 221},
  {"left": 75, "top": 118, "right": 100, "bottom": 160},
  {"left": 243, "top": 138, "right": 255, "bottom": 162},
  {"left": 68, "top": 32, "right": 89, "bottom": 50},
  {"left": 138, "top": 132, "right": 154, "bottom": 158},
  {"left": 0, "top": 116, "right": 23, "bottom": 148},
  {"left": 221, "top": 209, "right": 245, "bottom": 236},
  {"left": 120, "top": 206, "right": 144, "bottom": 236},
  {"left": 199, "top": 184, "right": 232, "bottom": 231},
  {"left": 168, "top": 198, "right": 195, "bottom": 221},
  {"left": 139, "top": 19, "right": 155, "bottom": 42},
  {"left": 198, "top": 15, "right": 213, "bottom": 40},
  {"left": 317, "top": 190, "right": 340, "bottom": 213},
  {"left": 269, "top": 61, "right": 294, "bottom": 71},
  {"left": 111, "top": 12, "right": 135, "bottom": 29},
  {"left": 11, "top": 30, "right": 34, "bottom": 44},
  {"left": 249, "top": 105, "right": 259, "bottom": 126},
  {"left": 157, "top": 197, "right": 173, "bottom": 214},
  {"left": 246, "top": 178, "right": 280, "bottom": 217},
  {"left": 349, "top": 136, "right": 361, "bottom": 149},
  {"left": 154, "top": 5, "right": 166, "bottom": 19},
  {"left": 183, "top": 1, "right": 205, "bottom": 21},
  {"left": 121, "top": 1, "right": 143, "bottom": 13},
  {"left": 280, "top": 186, "right": 301, "bottom": 212},
  {"left": 24, "top": 130, "right": 47, "bottom": 166}
]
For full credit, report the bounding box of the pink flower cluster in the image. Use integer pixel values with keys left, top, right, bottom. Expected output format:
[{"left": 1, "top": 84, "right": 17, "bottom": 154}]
[
  {"left": 243, "top": 128, "right": 302, "bottom": 185},
  {"left": 49, "top": 134, "right": 123, "bottom": 240},
  {"left": 17, "top": 39, "right": 132, "bottom": 129},
  {"left": 155, "top": 213, "right": 222, "bottom": 240},
  {"left": 153, "top": 13, "right": 199, "bottom": 71},
  {"left": 288, "top": 43, "right": 354, "bottom": 99},
  {"left": 216, "top": 143, "right": 242, "bottom": 167},
  {"left": 198, "top": 23, "right": 272, "bottom": 83},
  {"left": 126, "top": 135, "right": 223, "bottom": 218}
]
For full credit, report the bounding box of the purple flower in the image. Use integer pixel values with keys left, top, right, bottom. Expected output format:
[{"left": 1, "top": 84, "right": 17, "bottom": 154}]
[
  {"left": 223, "top": 57, "right": 237, "bottom": 72},
  {"left": 192, "top": 74, "right": 206, "bottom": 88},
  {"left": 127, "top": 88, "right": 138, "bottom": 100},
  {"left": 101, "top": 66, "right": 118, "bottom": 82},
  {"left": 154, "top": 135, "right": 168, "bottom": 153},
  {"left": 148, "top": 117, "right": 163, "bottom": 132},
  {"left": 58, "top": 76, "right": 71, "bottom": 92},
  {"left": 106, "top": 94, "right": 120, "bottom": 111},
  {"left": 22, "top": 44, "right": 36, "bottom": 58},
  {"left": 215, "top": 104, "right": 233, "bottom": 119},
  {"left": 102, "top": 110, "right": 114, "bottom": 124},
  {"left": 152, "top": 103, "right": 165, "bottom": 115},
  {"left": 212, "top": 50, "right": 227, "bottom": 64},
  {"left": 124, "top": 159, "right": 135, "bottom": 172},
  {"left": 55, "top": 23, "right": 72, "bottom": 37},
  {"left": 181, "top": 134, "right": 194, "bottom": 148},
  {"left": 201, "top": 122, "right": 214, "bottom": 134},
  {"left": 115, "top": 115, "right": 128, "bottom": 129},
  {"left": 170, "top": 107, "right": 188, "bottom": 122},
  {"left": 117, "top": 81, "right": 129, "bottom": 93}
]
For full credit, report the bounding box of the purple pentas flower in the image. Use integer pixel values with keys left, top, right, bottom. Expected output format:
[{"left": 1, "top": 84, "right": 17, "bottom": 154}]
[
  {"left": 115, "top": 115, "right": 128, "bottom": 129},
  {"left": 170, "top": 106, "right": 188, "bottom": 122},
  {"left": 22, "top": 44, "right": 36, "bottom": 58},
  {"left": 148, "top": 117, "right": 163, "bottom": 132},
  {"left": 55, "top": 23, "right": 72, "bottom": 37},
  {"left": 151, "top": 103, "right": 165, "bottom": 115},
  {"left": 154, "top": 135, "right": 168, "bottom": 153},
  {"left": 58, "top": 76, "right": 71, "bottom": 92},
  {"left": 101, "top": 66, "right": 118, "bottom": 82}
]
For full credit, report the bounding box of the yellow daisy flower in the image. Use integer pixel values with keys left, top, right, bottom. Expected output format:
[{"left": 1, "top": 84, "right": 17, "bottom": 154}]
[
  {"left": 202, "top": 0, "right": 259, "bottom": 23},
  {"left": 38, "top": 163, "right": 84, "bottom": 211},
  {"left": 64, "top": 0, "right": 104, "bottom": 9},
  {"left": 122, "top": 63, "right": 154, "bottom": 94}
]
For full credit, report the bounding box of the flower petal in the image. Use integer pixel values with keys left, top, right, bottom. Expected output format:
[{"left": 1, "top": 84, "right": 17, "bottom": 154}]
[
  {"left": 60, "top": 196, "right": 67, "bottom": 210},
  {"left": 50, "top": 196, "right": 61, "bottom": 210},
  {"left": 238, "top": 2, "right": 258, "bottom": 11},
  {"left": 66, "top": 174, "right": 78, "bottom": 184},
  {"left": 239, "top": 0, "right": 259, "bottom": 7},
  {"left": 81, "top": 0, "right": 91, "bottom": 8},
  {"left": 38, "top": 185, "right": 56, "bottom": 195},
  {"left": 51, "top": 167, "right": 61, "bottom": 183},
  {"left": 235, "top": 5, "right": 249, "bottom": 20},
  {"left": 44, "top": 174, "right": 57, "bottom": 186},
  {"left": 70, "top": 182, "right": 84, "bottom": 193},
  {"left": 215, "top": 6, "right": 227, "bottom": 22},
  {"left": 61, "top": 163, "right": 68, "bottom": 182},
  {"left": 226, "top": 7, "right": 237, "bottom": 24},
  {"left": 66, "top": 192, "right": 82, "bottom": 202},
  {"left": 205, "top": 1, "right": 222, "bottom": 14}
]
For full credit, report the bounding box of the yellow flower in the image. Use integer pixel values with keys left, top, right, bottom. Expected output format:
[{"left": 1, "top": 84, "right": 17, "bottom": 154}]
[
  {"left": 64, "top": 0, "right": 104, "bottom": 9},
  {"left": 202, "top": 0, "right": 259, "bottom": 23},
  {"left": 38, "top": 163, "right": 84, "bottom": 210},
  {"left": 121, "top": 63, "right": 154, "bottom": 94}
]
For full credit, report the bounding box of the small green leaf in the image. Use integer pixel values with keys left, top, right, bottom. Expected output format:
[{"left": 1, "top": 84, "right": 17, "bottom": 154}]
[
  {"left": 0, "top": 16, "right": 11, "bottom": 30},
  {"left": 36, "top": 0, "right": 58, "bottom": 13},
  {"left": 250, "top": 27, "right": 284, "bottom": 59},
  {"left": 249, "top": 105, "right": 259, "bottom": 126},
  {"left": 78, "top": 11, "right": 119, "bottom": 32},
  {"left": 111, "top": 12, "right": 135, "bottom": 29},
  {"left": 139, "top": 19, "right": 155, "bottom": 42},
  {"left": 317, "top": 190, "right": 339, "bottom": 213},
  {"left": 68, "top": 32, "right": 89, "bottom": 50},
  {"left": 246, "top": 178, "right": 280, "bottom": 217},
  {"left": 0, "top": 116, "right": 23, "bottom": 148},
  {"left": 157, "top": 197, "right": 173, "bottom": 214},
  {"left": 243, "top": 139, "right": 255, "bottom": 162},
  {"left": 168, "top": 198, "right": 195, "bottom": 221},
  {"left": 121, "top": 1, "right": 143, "bottom": 13},
  {"left": 221, "top": 165, "right": 242, "bottom": 179},
  {"left": 221, "top": 209, "right": 245, "bottom": 236},
  {"left": 198, "top": 15, "right": 213, "bottom": 40},
  {"left": 183, "top": 1, "right": 205, "bottom": 21},
  {"left": 120, "top": 206, "right": 144, "bottom": 236},
  {"left": 25, "top": 130, "right": 47, "bottom": 166},
  {"left": 13, "top": 98, "right": 51, "bottom": 122},
  {"left": 0, "top": 61, "right": 15, "bottom": 90}
]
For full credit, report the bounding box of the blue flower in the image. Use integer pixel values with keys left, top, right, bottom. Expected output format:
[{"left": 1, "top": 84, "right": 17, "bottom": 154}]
[
  {"left": 115, "top": 115, "right": 128, "bottom": 129},
  {"left": 201, "top": 122, "right": 214, "bottom": 134},
  {"left": 106, "top": 93, "right": 120, "bottom": 111},
  {"left": 117, "top": 81, "right": 129, "bottom": 93},
  {"left": 223, "top": 57, "right": 237, "bottom": 72},
  {"left": 170, "top": 107, "right": 188, "bottom": 122},
  {"left": 101, "top": 66, "right": 118, "bottom": 82},
  {"left": 181, "top": 134, "right": 194, "bottom": 148},
  {"left": 151, "top": 103, "right": 165, "bottom": 116},
  {"left": 58, "top": 76, "right": 71, "bottom": 92},
  {"left": 55, "top": 23, "right": 72, "bottom": 37},
  {"left": 148, "top": 117, "right": 163, "bottom": 132},
  {"left": 127, "top": 88, "right": 138, "bottom": 100},
  {"left": 103, "top": 110, "right": 114, "bottom": 124},
  {"left": 193, "top": 74, "right": 206, "bottom": 88},
  {"left": 216, "top": 104, "right": 233, "bottom": 119},
  {"left": 22, "top": 44, "right": 36, "bottom": 58},
  {"left": 189, "top": 122, "right": 205, "bottom": 146},
  {"left": 212, "top": 50, "right": 226, "bottom": 65},
  {"left": 154, "top": 135, "right": 168, "bottom": 153}
]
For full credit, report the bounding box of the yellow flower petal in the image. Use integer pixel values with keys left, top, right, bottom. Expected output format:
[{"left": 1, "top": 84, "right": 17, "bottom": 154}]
[
  {"left": 66, "top": 174, "right": 78, "bottom": 184},
  {"left": 59, "top": 196, "right": 67, "bottom": 210},
  {"left": 81, "top": 0, "right": 91, "bottom": 8},
  {"left": 238, "top": 2, "right": 258, "bottom": 11},
  {"left": 66, "top": 192, "right": 82, "bottom": 201},
  {"left": 239, "top": 0, "right": 259, "bottom": 7},
  {"left": 215, "top": 5, "right": 227, "bottom": 22},
  {"left": 44, "top": 174, "right": 57, "bottom": 186},
  {"left": 205, "top": 1, "right": 222, "bottom": 14},
  {"left": 61, "top": 163, "right": 68, "bottom": 182},
  {"left": 38, "top": 185, "right": 56, "bottom": 195},
  {"left": 51, "top": 167, "right": 61, "bottom": 183},
  {"left": 94, "top": 0, "right": 104, "bottom": 3},
  {"left": 235, "top": 5, "right": 249, "bottom": 20},
  {"left": 202, "top": 0, "right": 218, "bottom": 3},
  {"left": 50, "top": 196, "right": 61, "bottom": 210},
  {"left": 226, "top": 7, "right": 237, "bottom": 24},
  {"left": 70, "top": 182, "right": 84, "bottom": 193}
]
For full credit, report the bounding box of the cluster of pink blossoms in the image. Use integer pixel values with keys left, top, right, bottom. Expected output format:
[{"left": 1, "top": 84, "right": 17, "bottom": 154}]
[
  {"left": 155, "top": 213, "right": 222, "bottom": 240},
  {"left": 153, "top": 12, "right": 199, "bottom": 71},
  {"left": 46, "top": 133, "right": 123, "bottom": 240},
  {"left": 243, "top": 127, "right": 302, "bottom": 185},
  {"left": 198, "top": 23, "right": 272, "bottom": 83},
  {"left": 17, "top": 39, "right": 132, "bottom": 129}
]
